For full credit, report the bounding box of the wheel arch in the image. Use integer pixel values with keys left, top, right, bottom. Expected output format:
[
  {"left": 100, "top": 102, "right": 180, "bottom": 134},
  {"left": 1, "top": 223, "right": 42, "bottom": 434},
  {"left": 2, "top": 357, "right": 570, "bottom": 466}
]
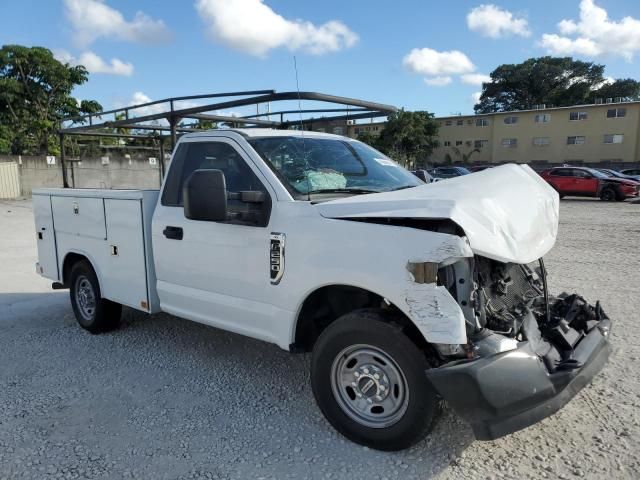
[
  {"left": 61, "top": 250, "right": 103, "bottom": 289},
  {"left": 291, "top": 283, "right": 431, "bottom": 356}
]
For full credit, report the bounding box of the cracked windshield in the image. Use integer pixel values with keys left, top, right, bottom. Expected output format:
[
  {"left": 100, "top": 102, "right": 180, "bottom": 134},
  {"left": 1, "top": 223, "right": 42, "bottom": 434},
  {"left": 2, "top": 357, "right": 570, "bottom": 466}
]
[{"left": 249, "top": 136, "right": 422, "bottom": 196}]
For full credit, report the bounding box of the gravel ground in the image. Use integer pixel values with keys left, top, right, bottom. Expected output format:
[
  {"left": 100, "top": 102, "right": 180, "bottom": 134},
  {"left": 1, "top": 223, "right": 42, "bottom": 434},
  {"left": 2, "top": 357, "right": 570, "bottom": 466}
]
[{"left": 0, "top": 197, "right": 639, "bottom": 480}]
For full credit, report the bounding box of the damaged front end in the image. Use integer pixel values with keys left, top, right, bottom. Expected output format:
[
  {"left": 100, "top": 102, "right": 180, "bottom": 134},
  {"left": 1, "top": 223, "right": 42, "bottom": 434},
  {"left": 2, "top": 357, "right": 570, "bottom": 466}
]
[{"left": 426, "top": 256, "right": 612, "bottom": 440}]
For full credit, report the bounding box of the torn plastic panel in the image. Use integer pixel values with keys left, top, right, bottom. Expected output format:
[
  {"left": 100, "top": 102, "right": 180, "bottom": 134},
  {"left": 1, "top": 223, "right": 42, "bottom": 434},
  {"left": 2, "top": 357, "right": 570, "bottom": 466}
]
[{"left": 426, "top": 316, "right": 611, "bottom": 440}]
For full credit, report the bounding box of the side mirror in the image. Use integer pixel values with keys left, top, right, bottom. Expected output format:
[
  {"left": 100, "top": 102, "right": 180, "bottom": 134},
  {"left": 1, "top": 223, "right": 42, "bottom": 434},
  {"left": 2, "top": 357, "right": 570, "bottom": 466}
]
[{"left": 183, "top": 169, "right": 228, "bottom": 222}]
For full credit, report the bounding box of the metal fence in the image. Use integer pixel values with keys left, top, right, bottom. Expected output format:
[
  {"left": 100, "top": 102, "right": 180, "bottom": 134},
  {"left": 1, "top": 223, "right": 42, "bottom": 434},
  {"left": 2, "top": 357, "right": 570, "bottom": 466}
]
[{"left": 0, "top": 162, "right": 21, "bottom": 198}]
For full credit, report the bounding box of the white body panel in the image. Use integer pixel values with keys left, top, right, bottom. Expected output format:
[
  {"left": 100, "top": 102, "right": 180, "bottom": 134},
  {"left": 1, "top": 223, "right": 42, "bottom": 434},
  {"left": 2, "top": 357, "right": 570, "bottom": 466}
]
[
  {"left": 33, "top": 129, "right": 560, "bottom": 350},
  {"left": 32, "top": 188, "right": 160, "bottom": 313},
  {"left": 51, "top": 196, "right": 106, "bottom": 240},
  {"left": 33, "top": 195, "right": 59, "bottom": 279}
]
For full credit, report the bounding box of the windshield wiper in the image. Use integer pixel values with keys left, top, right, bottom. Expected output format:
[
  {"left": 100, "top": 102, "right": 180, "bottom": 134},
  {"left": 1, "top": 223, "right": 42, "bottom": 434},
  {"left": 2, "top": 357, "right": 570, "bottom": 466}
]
[
  {"left": 307, "top": 188, "right": 379, "bottom": 195},
  {"left": 390, "top": 185, "right": 417, "bottom": 191}
]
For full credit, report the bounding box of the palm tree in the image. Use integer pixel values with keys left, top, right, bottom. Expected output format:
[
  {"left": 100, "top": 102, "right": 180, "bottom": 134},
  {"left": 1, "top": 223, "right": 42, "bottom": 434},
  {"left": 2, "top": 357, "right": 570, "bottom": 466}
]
[{"left": 444, "top": 147, "right": 481, "bottom": 165}]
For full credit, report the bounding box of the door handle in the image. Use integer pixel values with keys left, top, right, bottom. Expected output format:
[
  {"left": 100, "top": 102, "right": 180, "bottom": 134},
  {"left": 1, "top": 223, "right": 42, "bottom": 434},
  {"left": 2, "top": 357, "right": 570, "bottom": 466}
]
[{"left": 163, "top": 226, "right": 183, "bottom": 240}]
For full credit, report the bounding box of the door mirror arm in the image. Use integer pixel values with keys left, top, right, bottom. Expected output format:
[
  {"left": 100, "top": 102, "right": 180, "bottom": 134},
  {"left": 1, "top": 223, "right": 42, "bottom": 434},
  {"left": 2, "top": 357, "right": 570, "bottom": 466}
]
[{"left": 227, "top": 191, "right": 265, "bottom": 203}]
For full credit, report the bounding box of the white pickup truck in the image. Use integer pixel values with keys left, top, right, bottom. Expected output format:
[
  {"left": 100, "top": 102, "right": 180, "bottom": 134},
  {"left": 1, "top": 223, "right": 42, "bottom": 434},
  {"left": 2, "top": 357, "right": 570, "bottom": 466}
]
[{"left": 33, "top": 129, "right": 611, "bottom": 451}]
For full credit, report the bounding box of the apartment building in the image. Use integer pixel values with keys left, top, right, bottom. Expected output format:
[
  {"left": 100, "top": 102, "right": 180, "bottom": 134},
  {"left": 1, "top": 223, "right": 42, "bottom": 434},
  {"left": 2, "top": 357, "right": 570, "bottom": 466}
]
[
  {"left": 432, "top": 101, "right": 640, "bottom": 167},
  {"left": 312, "top": 119, "right": 386, "bottom": 138}
]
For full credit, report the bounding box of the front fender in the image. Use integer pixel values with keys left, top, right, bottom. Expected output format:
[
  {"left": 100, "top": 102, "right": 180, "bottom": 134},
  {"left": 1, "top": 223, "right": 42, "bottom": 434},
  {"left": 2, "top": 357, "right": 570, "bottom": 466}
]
[{"left": 286, "top": 217, "right": 473, "bottom": 346}]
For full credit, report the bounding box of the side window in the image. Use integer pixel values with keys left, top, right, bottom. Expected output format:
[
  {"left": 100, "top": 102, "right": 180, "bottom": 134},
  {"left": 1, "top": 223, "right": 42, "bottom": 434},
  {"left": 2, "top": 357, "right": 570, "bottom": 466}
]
[
  {"left": 550, "top": 169, "right": 570, "bottom": 177},
  {"left": 572, "top": 169, "right": 588, "bottom": 178},
  {"left": 161, "top": 141, "right": 271, "bottom": 226}
]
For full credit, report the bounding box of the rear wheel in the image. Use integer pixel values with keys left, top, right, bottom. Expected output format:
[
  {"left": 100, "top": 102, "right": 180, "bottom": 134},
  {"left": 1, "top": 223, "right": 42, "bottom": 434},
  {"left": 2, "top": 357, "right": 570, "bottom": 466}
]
[
  {"left": 69, "top": 260, "right": 122, "bottom": 333},
  {"left": 311, "top": 309, "right": 439, "bottom": 451},
  {"left": 600, "top": 187, "right": 616, "bottom": 201}
]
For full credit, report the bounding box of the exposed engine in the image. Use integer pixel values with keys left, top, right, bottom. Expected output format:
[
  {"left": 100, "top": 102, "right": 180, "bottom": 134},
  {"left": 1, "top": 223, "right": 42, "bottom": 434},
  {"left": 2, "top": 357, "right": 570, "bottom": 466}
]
[{"left": 440, "top": 256, "right": 609, "bottom": 372}]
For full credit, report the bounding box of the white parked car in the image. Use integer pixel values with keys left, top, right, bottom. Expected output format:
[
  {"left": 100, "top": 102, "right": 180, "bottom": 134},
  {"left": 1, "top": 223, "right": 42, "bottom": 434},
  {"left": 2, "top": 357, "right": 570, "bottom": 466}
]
[{"left": 33, "top": 129, "right": 611, "bottom": 450}]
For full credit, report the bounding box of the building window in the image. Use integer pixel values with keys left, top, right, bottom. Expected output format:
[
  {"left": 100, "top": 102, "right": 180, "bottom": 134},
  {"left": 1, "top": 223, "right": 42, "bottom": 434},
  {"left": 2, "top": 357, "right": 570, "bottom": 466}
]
[
  {"left": 332, "top": 127, "right": 344, "bottom": 135},
  {"left": 467, "top": 119, "right": 474, "bottom": 125},
  {"left": 475, "top": 118, "right": 490, "bottom": 127},
  {"left": 455, "top": 140, "right": 463, "bottom": 146},
  {"left": 534, "top": 114, "right": 551, "bottom": 123},
  {"left": 443, "top": 141, "right": 451, "bottom": 147},
  {"left": 569, "top": 111, "right": 588, "bottom": 121},
  {"left": 474, "top": 139, "right": 489, "bottom": 148},
  {"left": 567, "top": 136, "right": 586, "bottom": 145},
  {"left": 456, "top": 119, "right": 463, "bottom": 126},
  {"left": 533, "top": 137, "right": 550, "bottom": 146},
  {"left": 445, "top": 120, "right": 452, "bottom": 126},
  {"left": 607, "top": 108, "right": 626, "bottom": 118},
  {"left": 603, "top": 134, "right": 624, "bottom": 144},
  {"left": 501, "top": 138, "right": 517, "bottom": 148},
  {"left": 503, "top": 116, "right": 518, "bottom": 125}
]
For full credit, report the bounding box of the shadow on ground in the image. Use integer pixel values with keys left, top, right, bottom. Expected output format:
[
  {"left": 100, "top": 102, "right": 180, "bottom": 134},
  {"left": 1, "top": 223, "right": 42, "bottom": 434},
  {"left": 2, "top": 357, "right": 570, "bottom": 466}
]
[{"left": 0, "top": 292, "right": 474, "bottom": 479}]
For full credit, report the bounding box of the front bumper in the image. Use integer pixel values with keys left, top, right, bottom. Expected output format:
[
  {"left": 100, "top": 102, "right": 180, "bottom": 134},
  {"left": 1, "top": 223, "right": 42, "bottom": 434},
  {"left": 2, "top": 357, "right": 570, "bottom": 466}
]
[{"left": 426, "top": 318, "right": 611, "bottom": 440}]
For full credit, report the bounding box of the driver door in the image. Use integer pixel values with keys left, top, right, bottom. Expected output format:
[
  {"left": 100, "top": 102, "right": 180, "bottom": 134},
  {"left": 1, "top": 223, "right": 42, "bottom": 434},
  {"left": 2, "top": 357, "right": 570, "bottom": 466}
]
[
  {"left": 572, "top": 169, "right": 598, "bottom": 195},
  {"left": 152, "top": 138, "right": 277, "bottom": 341}
]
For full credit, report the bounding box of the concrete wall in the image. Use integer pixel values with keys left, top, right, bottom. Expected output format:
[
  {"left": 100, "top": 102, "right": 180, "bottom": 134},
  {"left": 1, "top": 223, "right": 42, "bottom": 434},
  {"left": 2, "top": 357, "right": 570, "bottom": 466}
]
[{"left": 0, "top": 154, "right": 164, "bottom": 197}]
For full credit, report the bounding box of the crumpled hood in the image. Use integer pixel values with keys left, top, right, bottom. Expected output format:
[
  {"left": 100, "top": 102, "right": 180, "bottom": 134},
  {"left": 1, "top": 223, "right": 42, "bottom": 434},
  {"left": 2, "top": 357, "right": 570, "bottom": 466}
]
[{"left": 316, "top": 164, "right": 559, "bottom": 264}]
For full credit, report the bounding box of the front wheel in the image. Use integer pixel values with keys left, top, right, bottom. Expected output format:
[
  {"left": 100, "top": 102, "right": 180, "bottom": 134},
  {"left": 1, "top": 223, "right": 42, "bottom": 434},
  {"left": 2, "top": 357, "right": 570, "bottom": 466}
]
[
  {"left": 69, "top": 260, "right": 122, "bottom": 334},
  {"left": 311, "top": 310, "right": 439, "bottom": 451},
  {"left": 600, "top": 187, "right": 616, "bottom": 201}
]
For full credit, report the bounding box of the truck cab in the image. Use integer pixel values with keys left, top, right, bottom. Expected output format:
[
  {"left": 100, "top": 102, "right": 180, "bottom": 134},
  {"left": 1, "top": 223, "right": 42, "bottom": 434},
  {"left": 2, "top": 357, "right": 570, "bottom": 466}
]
[{"left": 33, "top": 129, "right": 611, "bottom": 451}]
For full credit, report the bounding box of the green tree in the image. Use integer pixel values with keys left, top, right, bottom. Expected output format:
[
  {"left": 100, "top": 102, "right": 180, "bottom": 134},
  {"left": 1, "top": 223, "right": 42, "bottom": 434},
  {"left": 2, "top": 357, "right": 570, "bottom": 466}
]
[
  {"left": 192, "top": 118, "right": 218, "bottom": 130},
  {"left": 375, "top": 109, "right": 439, "bottom": 168},
  {"left": 590, "top": 78, "right": 640, "bottom": 102},
  {"left": 474, "top": 56, "right": 640, "bottom": 113},
  {"left": 355, "top": 131, "right": 379, "bottom": 148},
  {"left": 0, "top": 45, "right": 102, "bottom": 154}
]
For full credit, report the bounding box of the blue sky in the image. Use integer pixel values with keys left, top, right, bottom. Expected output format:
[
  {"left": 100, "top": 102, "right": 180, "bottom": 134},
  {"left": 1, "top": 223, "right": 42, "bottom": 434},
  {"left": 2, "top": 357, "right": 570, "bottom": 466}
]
[{"left": 2, "top": 0, "right": 640, "bottom": 118}]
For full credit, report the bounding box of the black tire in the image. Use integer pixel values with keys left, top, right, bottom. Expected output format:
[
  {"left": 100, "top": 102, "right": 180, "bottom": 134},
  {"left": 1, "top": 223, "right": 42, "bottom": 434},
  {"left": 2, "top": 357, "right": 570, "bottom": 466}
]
[
  {"left": 600, "top": 187, "right": 616, "bottom": 201},
  {"left": 69, "top": 260, "right": 122, "bottom": 334},
  {"left": 311, "top": 309, "right": 439, "bottom": 451}
]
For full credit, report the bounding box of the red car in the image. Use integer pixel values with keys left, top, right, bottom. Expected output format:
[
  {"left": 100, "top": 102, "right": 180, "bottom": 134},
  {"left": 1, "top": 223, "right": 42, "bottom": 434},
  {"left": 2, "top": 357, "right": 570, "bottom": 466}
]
[{"left": 540, "top": 166, "right": 640, "bottom": 201}]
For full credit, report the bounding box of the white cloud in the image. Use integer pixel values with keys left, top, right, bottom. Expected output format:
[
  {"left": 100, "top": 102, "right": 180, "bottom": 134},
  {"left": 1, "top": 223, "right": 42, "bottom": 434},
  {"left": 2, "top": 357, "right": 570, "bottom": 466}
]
[
  {"left": 460, "top": 73, "right": 491, "bottom": 85},
  {"left": 125, "top": 92, "right": 164, "bottom": 116},
  {"left": 64, "top": 0, "right": 172, "bottom": 47},
  {"left": 403, "top": 48, "right": 475, "bottom": 77},
  {"left": 539, "top": 34, "right": 601, "bottom": 56},
  {"left": 467, "top": 4, "right": 531, "bottom": 39},
  {"left": 539, "top": 0, "right": 640, "bottom": 60},
  {"left": 403, "top": 47, "right": 480, "bottom": 87},
  {"left": 114, "top": 93, "right": 241, "bottom": 126},
  {"left": 424, "top": 76, "right": 452, "bottom": 87},
  {"left": 470, "top": 91, "right": 482, "bottom": 104},
  {"left": 119, "top": 92, "right": 202, "bottom": 116},
  {"left": 195, "top": 0, "right": 358, "bottom": 57},
  {"left": 55, "top": 50, "right": 134, "bottom": 76}
]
